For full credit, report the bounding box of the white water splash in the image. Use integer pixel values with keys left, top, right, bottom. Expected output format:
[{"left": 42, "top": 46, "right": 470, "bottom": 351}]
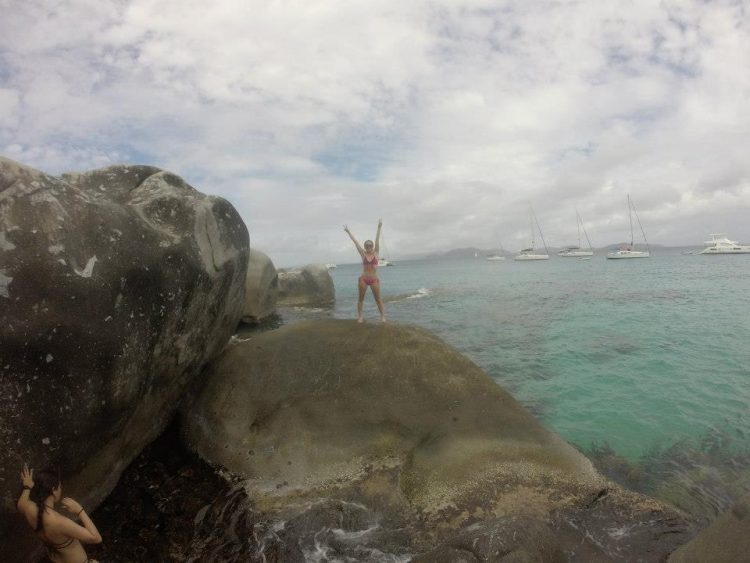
[{"left": 407, "top": 287, "right": 431, "bottom": 299}]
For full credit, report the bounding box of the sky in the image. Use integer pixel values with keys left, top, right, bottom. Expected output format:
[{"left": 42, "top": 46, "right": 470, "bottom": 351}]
[{"left": 1, "top": 0, "right": 748, "bottom": 266}]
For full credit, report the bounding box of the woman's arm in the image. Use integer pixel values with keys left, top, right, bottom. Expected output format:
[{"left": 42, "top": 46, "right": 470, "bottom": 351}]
[
  {"left": 59, "top": 498, "right": 102, "bottom": 544},
  {"left": 374, "top": 219, "right": 383, "bottom": 254},
  {"left": 17, "top": 464, "right": 34, "bottom": 514},
  {"left": 344, "top": 225, "right": 365, "bottom": 257}
]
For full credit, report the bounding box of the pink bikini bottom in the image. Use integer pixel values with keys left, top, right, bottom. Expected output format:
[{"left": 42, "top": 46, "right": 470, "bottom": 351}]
[{"left": 359, "top": 275, "right": 379, "bottom": 286}]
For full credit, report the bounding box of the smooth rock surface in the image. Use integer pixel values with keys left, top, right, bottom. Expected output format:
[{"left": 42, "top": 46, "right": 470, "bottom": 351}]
[
  {"left": 182, "top": 319, "right": 693, "bottom": 560},
  {"left": 668, "top": 493, "right": 750, "bottom": 563},
  {"left": 241, "top": 248, "right": 278, "bottom": 324},
  {"left": 0, "top": 157, "right": 249, "bottom": 560},
  {"left": 276, "top": 264, "right": 334, "bottom": 308}
]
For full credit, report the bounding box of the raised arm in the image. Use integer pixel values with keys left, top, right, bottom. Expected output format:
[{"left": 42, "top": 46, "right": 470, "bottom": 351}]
[
  {"left": 17, "top": 464, "right": 34, "bottom": 515},
  {"left": 59, "top": 497, "right": 102, "bottom": 544},
  {"left": 344, "top": 225, "right": 365, "bottom": 257},
  {"left": 374, "top": 218, "right": 383, "bottom": 254}
]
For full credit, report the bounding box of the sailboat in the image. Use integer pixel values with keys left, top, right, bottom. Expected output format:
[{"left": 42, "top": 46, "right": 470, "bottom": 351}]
[
  {"left": 515, "top": 206, "right": 550, "bottom": 261},
  {"left": 558, "top": 210, "right": 594, "bottom": 257},
  {"left": 486, "top": 242, "right": 506, "bottom": 261},
  {"left": 379, "top": 230, "right": 394, "bottom": 266},
  {"left": 606, "top": 195, "right": 650, "bottom": 259}
]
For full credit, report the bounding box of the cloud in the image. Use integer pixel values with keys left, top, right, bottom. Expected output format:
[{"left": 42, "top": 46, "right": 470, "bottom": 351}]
[{"left": 1, "top": 0, "right": 748, "bottom": 265}]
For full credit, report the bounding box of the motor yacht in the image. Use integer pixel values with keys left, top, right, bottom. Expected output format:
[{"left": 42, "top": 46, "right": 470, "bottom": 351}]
[{"left": 699, "top": 234, "right": 750, "bottom": 254}]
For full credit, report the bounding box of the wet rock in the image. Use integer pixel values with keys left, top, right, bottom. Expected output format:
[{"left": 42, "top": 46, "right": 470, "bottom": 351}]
[
  {"left": 276, "top": 264, "right": 334, "bottom": 307},
  {"left": 411, "top": 517, "right": 567, "bottom": 563},
  {"left": 181, "top": 319, "right": 693, "bottom": 559},
  {"left": 0, "top": 157, "right": 248, "bottom": 559},
  {"left": 241, "top": 248, "right": 278, "bottom": 324}
]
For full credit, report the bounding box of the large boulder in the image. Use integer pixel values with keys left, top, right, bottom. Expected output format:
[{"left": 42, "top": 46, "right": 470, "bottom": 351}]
[
  {"left": 181, "top": 320, "right": 693, "bottom": 560},
  {"left": 241, "top": 248, "right": 278, "bottom": 324},
  {"left": 668, "top": 494, "right": 750, "bottom": 563},
  {"left": 0, "top": 157, "right": 249, "bottom": 559},
  {"left": 276, "top": 264, "right": 334, "bottom": 308}
]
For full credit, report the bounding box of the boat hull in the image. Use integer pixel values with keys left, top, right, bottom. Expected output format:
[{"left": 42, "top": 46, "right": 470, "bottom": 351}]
[
  {"left": 699, "top": 247, "right": 750, "bottom": 254},
  {"left": 514, "top": 254, "right": 550, "bottom": 261},
  {"left": 558, "top": 250, "right": 594, "bottom": 257},
  {"left": 486, "top": 256, "right": 506, "bottom": 261},
  {"left": 606, "top": 251, "right": 650, "bottom": 259}
]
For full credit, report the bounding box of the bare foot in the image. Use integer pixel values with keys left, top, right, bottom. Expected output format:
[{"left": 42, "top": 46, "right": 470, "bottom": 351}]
[
  {"left": 357, "top": 317, "right": 364, "bottom": 323},
  {"left": 380, "top": 317, "right": 386, "bottom": 323}
]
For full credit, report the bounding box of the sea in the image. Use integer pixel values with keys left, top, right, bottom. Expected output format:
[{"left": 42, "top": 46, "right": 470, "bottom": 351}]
[{"left": 306, "top": 249, "right": 750, "bottom": 523}]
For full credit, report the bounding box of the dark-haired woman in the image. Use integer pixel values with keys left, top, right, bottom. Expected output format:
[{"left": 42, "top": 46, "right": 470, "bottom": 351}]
[
  {"left": 344, "top": 219, "right": 386, "bottom": 323},
  {"left": 17, "top": 463, "right": 102, "bottom": 563}
]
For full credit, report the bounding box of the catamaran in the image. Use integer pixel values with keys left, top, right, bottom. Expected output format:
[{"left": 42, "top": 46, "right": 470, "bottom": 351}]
[
  {"left": 515, "top": 206, "right": 550, "bottom": 261},
  {"left": 558, "top": 210, "right": 594, "bottom": 257},
  {"left": 699, "top": 234, "right": 750, "bottom": 254},
  {"left": 606, "top": 195, "right": 650, "bottom": 259}
]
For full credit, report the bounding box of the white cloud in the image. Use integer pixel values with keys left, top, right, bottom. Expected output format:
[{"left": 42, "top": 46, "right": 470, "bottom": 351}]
[{"left": 0, "top": 0, "right": 748, "bottom": 265}]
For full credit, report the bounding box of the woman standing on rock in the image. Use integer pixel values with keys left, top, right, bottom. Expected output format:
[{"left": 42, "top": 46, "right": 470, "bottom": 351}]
[
  {"left": 17, "top": 463, "right": 102, "bottom": 563},
  {"left": 344, "top": 219, "right": 386, "bottom": 323}
]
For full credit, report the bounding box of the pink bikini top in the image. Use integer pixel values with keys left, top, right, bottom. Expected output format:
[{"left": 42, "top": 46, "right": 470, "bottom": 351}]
[{"left": 362, "top": 254, "right": 379, "bottom": 267}]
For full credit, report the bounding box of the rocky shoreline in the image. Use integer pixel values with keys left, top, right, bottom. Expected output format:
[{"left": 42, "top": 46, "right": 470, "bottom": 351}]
[{"left": 2, "top": 158, "right": 746, "bottom": 562}]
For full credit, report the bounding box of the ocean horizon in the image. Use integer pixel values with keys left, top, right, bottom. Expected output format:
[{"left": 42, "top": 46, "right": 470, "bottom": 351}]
[{"left": 313, "top": 252, "right": 750, "bottom": 523}]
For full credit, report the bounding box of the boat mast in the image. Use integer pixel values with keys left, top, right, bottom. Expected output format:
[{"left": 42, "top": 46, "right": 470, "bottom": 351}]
[
  {"left": 576, "top": 209, "right": 582, "bottom": 248},
  {"left": 381, "top": 230, "right": 390, "bottom": 261},
  {"left": 579, "top": 210, "right": 593, "bottom": 251},
  {"left": 529, "top": 205, "right": 535, "bottom": 249},
  {"left": 630, "top": 198, "right": 650, "bottom": 253},
  {"left": 533, "top": 206, "right": 550, "bottom": 256},
  {"left": 627, "top": 194, "right": 634, "bottom": 248}
]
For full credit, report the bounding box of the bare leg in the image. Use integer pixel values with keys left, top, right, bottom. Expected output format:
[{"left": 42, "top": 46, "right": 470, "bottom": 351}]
[
  {"left": 370, "top": 281, "right": 386, "bottom": 322},
  {"left": 357, "top": 279, "right": 367, "bottom": 322}
]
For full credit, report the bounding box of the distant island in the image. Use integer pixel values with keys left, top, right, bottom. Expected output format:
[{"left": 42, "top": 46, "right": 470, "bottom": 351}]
[{"left": 422, "top": 243, "right": 685, "bottom": 260}]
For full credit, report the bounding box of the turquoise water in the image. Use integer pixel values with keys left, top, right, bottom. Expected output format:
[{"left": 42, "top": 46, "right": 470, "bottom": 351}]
[{"left": 326, "top": 250, "right": 750, "bottom": 517}]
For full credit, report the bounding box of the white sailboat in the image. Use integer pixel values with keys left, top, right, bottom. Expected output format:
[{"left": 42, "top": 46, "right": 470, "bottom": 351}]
[
  {"left": 558, "top": 210, "right": 594, "bottom": 257},
  {"left": 379, "top": 230, "right": 394, "bottom": 266},
  {"left": 515, "top": 206, "right": 550, "bottom": 261},
  {"left": 486, "top": 242, "right": 506, "bottom": 261},
  {"left": 607, "top": 195, "right": 650, "bottom": 259},
  {"left": 699, "top": 234, "right": 750, "bottom": 254}
]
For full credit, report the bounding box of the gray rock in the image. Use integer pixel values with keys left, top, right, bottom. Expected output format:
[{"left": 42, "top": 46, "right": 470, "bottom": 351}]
[
  {"left": 181, "top": 319, "right": 692, "bottom": 559},
  {"left": 277, "top": 264, "right": 334, "bottom": 307},
  {"left": 0, "top": 157, "right": 249, "bottom": 559},
  {"left": 241, "top": 248, "right": 278, "bottom": 324}
]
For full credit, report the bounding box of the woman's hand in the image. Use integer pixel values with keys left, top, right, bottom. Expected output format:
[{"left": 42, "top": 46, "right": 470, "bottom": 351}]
[
  {"left": 62, "top": 497, "right": 83, "bottom": 514},
  {"left": 20, "top": 464, "right": 34, "bottom": 489},
  {"left": 378, "top": 218, "right": 383, "bottom": 227},
  {"left": 344, "top": 224, "right": 350, "bottom": 233}
]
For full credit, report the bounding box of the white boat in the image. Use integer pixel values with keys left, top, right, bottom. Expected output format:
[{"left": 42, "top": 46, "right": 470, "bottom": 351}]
[
  {"left": 515, "top": 206, "right": 550, "bottom": 261},
  {"left": 486, "top": 243, "right": 506, "bottom": 261},
  {"left": 380, "top": 231, "right": 395, "bottom": 266},
  {"left": 558, "top": 210, "right": 594, "bottom": 257},
  {"left": 699, "top": 234, "right": 750, "bottom": 254},
  {"left": 607, "top": 195, "right": 650, "bottom": 259},
  {"left": 515, "top": 248, "right": 550, "bottom": 261},
  {"left": 325, "top": 263, "right": 337, "bottom": 269}
]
